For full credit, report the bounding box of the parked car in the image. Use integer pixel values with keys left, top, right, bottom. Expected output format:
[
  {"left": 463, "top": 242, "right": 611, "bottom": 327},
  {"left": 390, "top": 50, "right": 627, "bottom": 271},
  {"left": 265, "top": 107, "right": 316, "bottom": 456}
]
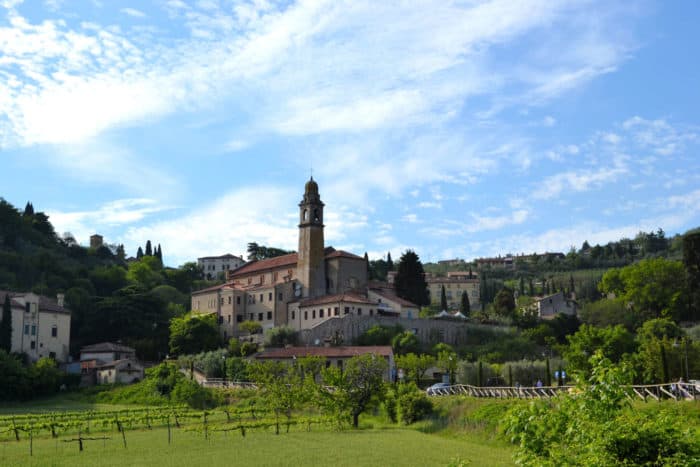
[{"left": 426, "top": 382, "right": 451, "bottom": 395}]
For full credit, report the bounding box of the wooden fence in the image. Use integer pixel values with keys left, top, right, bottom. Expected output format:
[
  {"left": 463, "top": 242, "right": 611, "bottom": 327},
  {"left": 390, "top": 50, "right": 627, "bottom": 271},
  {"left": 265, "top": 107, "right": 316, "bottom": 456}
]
[{"left": 427, "top": 382, "right": 700, "bottom": 401}]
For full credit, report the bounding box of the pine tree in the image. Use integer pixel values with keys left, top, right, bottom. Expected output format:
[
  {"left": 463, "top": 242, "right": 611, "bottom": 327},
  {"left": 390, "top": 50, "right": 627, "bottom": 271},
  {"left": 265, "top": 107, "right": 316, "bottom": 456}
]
[
  {"left": 460, "top": 291, "right": 470, "bottom": 317},
  {"left": 23, "top": 202, "right": 34, "bottom": 216},
  {"left": 137, "top": 246, "right": 144, "bottom": 259},
  {"left": 0, "top": 294, "right": 12, "bottom": 353},
  {"left": 145, "top": 240, "right": 153, "bottom": 256},
  {"left": 387, "top": 252, "right": 394, "bottom": 271},
  {"left": 440, "top": 285, "right": 448, "bottom": 311},
  {"left": 394, "top": 250, "right": 429, "bottom": 307}
]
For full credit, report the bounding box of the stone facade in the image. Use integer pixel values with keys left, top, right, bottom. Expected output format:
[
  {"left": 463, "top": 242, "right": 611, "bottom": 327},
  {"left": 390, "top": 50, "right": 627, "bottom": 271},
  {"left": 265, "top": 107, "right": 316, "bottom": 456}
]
[
  {"left": 198, "top": 254, "right": 246, "bottom": 280},
  {"left": 426, "top": 272, "right": 480, "bottom": 310}
]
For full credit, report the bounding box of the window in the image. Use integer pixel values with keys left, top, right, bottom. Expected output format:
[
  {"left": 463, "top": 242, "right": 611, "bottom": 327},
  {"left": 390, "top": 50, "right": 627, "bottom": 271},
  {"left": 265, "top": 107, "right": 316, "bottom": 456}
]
[
  {"left": 30, "top": 341, "right": 35, "bottom": 350},
  {"left": 51, "top": 326, "right": 58, "bottom": 337},
  {"left": 228, "top": 315, "right": 231, "bottom": 323},
  {"left": 24, "top": 324, "right": 29, "bottom": 335},
  {"left": 237, "top": 296, "right": 241, "bottom": 305},
  {"left": 267, "top": 311, "right": 272, "bottom": 320},
  {"left": 31, "top": 325, "right": 36, "bottom": 336},
  {"left": 220, "top": 297, "right": 224, "bottom": 305},
  {"left": 304, "top": 311, "right": 308, "bottom": 320},
  {"left": 334, "top": 307, "right": 339, "bottom": 316},
  {"left": 49, "top": 351, "right": 56, "bottom": 360},
  {"left": 312, "top": 309, "right": 316, "bottom": 319},
  {"left": 291, "top": 310, "right": 296, "bottom": 320},
  {"left": 218, "top": 316, "right": 224, "bottom": 324},
  {"left": 237, "top": 314, "right": 243, "bottom": 323},
  {"left": 258, "top": 313, "right": 263, "bottom": 321},
  {"left": 357, "top": 308, "right": 362, "bottom": 316},
  {"left": 25, "top": 303, "right": 30, "bottom": 313},
  {"left": 269, "top": 292, "right": 272, "bottom": 301},
  {"left": 273, "top": 272, "right": 278, "bottom": 282},
  {"left": 260, "top": 293, "right": 263, "bottom": 303},
  {"left": 278, "top": 292, "right": 283, "bottom": 301},
  {"left": 369, "top": 309, "right": 374, "bottom": 316},
  {"left": 344, "top": 307, "right": 350, "bottom": 315},
  {"left": 228, "top": 297, "right": 232, "bottom": 304},
  {"left": 320, "top": 309, "right": 324, "bottom": 318},
  {"left": 260, "top": 274, "right": 265, "bottom": 284}
]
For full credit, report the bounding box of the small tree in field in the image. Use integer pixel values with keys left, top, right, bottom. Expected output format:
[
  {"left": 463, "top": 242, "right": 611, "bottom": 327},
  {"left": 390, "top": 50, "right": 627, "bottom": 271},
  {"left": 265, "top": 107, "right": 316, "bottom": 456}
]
[
  {"left": 395, "top": 353, "right": 435, "bottom": 385},
  {"left": 320, "top": 354, "right": 387, "bottom": 428}
]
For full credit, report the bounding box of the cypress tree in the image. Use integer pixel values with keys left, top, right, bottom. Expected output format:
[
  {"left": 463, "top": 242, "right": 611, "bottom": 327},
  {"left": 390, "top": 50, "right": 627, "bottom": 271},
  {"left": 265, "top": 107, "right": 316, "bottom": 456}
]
[
  {"left": 460, "top": 291, "right": 470, "bottom": 317},
  {"left": 569, "top": 274, "right": 575, "bottom": 294},
  {"left": 156, "top": 244, "right": 163, "bottom": 260},
  {"left": 145, "top": 240, "right": 153, "bottom": 256},
  {"left": 387, "top": 252, "right": 394, "bottom": 271},
  {"left": 23, "top": 202, "right": 34, "bottom": 216},
  {"left": 440, "top": 285, "right": 448, "bottom": 311},
  {"left": 137, "top": 246, "right": 144, "bottom": 259},
  {"left": 545, "top": 358, "right": 551, "bottom": 386},
  {"left": 468, "top": 267, "right": 473, "bottom": 279},
  {"left": 519, "top": 276, "right": 525, "bottom": 296},
  {"left": 529, "top": 279, "right": 534, "bottom": 296},
  {"left": 0, "top": 294, "right": 12, "bottom": 352}
]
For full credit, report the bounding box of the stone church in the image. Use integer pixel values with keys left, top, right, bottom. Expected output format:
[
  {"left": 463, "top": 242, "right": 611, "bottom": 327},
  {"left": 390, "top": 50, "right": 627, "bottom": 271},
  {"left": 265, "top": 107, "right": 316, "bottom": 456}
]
[{"left": 191, "top": 178, "right": 418, "bottom": 340}]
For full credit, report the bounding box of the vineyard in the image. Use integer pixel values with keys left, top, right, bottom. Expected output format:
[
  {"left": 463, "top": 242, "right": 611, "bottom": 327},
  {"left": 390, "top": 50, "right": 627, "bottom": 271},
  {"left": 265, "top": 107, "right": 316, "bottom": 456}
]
[{"left": 0, "top": 405, "right": 333, "bottom": 457}]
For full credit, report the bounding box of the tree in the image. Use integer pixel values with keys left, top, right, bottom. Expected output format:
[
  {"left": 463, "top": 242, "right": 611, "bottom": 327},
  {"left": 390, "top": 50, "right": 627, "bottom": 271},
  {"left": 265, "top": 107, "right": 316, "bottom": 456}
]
[
  {"left": 156, "top": 244, "right": 163, "bottom": 262},
  {"left": 320, "top": 354, "right": 387, "bottom": 428},
  {"left": 387, "top": 252, "right": 394, "bottom": 271},
  {"left": 440, "top": 285, "right": 447, "bottom": 311},
  {"left": 249, "top": 360, "right": 313, "bottom": 427},
  {"left": 394, "top": 250, "right": 429, "bottom": 307},
  {"left": 392, "top": 331, "right": 420, "bottom": 355},
  {"left": 683, "top": 231, "right": 700, "bottom": 321},
  {"left": 519, "top": 276, "right": 525, "bottom": 296},
  {"left": 599, "top": 258, "right": 687, "bottom": 321},
  {"left": 145, "top": 240, "right": 153, "bottom": 256},
  {"left": 395, "top": 353, "right": 435, "bottom": 385},
  {"left": 493, "top": 288, "right": 516, "bottom": 318},
  {"left": 239, "top": 320, "right": 262, "bottom": 335},
  {"left": 169, "top": 312, "right": 220, "bottom": 355},
  {"left": 563, "top": 324, "right": 636, "bottom": 378},
  {"left": 437, "top": 350, "right": 458, "bottom": 384},
  {"left": 460, "top": 291, "right": 470, "bottom": 317},
  {"left": 0, "top": 294, "right": 12, "bottom": 353},
  {"left": 528, "top": 279, "right": 534, "bottom": 296},
  {"left": 23, "top": 202, "right": 34, "bottom": 217},
  {"left": 136, "top": 246, "right": 144, "bottom": 259}
]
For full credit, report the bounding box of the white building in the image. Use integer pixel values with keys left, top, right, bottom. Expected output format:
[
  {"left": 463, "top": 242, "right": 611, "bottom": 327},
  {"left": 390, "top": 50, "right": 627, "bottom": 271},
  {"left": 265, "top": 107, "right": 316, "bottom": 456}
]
[
  {"left": 0, "top": 291, "right": 71, "bottom": 363},
  {"left": 536, "top": 292, "right": 577, "bottom": 319},
  {"left": 198, "top": 254, "right": 247, "bottom": 280}
]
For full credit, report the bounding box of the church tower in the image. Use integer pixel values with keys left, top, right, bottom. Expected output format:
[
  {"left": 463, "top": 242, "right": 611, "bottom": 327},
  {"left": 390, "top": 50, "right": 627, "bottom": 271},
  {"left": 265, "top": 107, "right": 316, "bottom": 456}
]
[{"left": 297, "top": 177, "right": 326, "bottom": 298}]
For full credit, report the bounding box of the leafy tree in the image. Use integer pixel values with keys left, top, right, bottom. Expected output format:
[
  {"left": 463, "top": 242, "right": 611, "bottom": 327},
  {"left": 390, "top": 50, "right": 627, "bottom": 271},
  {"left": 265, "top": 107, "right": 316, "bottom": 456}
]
[
  {"left": 320, "top": 353, "right": 387, "bottom": 428},
  {"left": 169, "top": 312, "right": 220, "bottom": 355},
  {"left": 355, "top": 324, "right": 403, "bottom": 346},
  {"left": 265, "top": 325, "right": 299, "bottom": 347},
  {"left": 126, "top": 259, "right": 163, "bottom": 289},
  {"left": 437, "top": 349, "right": 458, "bottom": 384},
  {"left": 395, "top": 353, "right": 435, "bottom": 385},
  {"left": 249, "top": 360, "right": 313, "bottom": 426},
  {"left": 460, "top": 290, "right": 470, "bottom": 317},
  {"left": 0, "top": 294, "right": 12, "bottom": 352},
  {"left": 683, "top": 231, "right": 700, "bottom": 321},
  {"left": 394, "top": 250, "right": 429, "bottom": 307},
  {"left": 440, "top": 285, "right": 447, "bottom": 311},
  {"left": 599, "top": 258, "right": 686, "bottom": 321},
  {"left": 633, "top": 318, "right": 693, "bottom": 383},
  {"left": 394, "top": 382, "right": 433, "bottom": 424},
  {"left": 239, "top": 320, "right": 262, "bottom": 335},
  {"left": 562, "top": 324, "right": 636, "bottom": 378},
  {"left": 392, "top": 331, "right": 420, "bottom": 355}
]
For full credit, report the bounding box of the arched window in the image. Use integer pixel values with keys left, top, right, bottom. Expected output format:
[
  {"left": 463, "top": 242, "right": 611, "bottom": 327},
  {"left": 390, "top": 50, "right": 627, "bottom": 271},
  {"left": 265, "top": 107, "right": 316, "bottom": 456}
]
[
  {"left": 313, "top": 209, "right": 320, "bottom": 222},
  {"left": 303, "top": 209, "right": 309, "bottom": 221}
]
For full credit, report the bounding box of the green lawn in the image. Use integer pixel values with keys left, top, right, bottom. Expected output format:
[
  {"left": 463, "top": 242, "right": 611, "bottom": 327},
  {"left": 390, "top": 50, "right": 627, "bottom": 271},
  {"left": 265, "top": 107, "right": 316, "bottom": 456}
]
[{"left": 0, "top": 424, "right": 514, "bottom": 467}]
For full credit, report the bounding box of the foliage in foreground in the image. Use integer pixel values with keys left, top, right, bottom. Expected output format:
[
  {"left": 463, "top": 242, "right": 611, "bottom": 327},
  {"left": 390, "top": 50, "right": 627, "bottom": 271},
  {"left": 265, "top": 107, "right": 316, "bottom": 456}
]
[{"left": 502, "top": 351, "right": 699, "bottom": 466}]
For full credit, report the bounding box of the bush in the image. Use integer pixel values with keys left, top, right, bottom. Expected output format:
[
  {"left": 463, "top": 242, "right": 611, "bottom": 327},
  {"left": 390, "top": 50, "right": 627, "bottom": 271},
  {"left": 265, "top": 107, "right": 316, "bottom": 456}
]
[
  {"left": 265, "top": 326, "right": 299, "bottom": 347},
  {"left": 355, "top": 324, "right": 403, "bottom": 346},
  {"left": 396, "top": 382, "right": 433, "bottom": 425}
]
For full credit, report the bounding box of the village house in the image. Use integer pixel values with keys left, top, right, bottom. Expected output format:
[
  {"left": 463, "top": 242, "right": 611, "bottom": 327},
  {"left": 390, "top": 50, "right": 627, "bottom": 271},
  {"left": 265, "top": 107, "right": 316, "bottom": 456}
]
[
  {"left": 79, "top": 342, "right": 144, "bottom": 385},
  {"left": 536, "top": 292, "right": 577, "bottom": 319},
  {"left": 425, "top": 271, "right": 480, "bottom": 310},
  {"left": 0, "top": 291, "right": 71, "bottom": 362}
]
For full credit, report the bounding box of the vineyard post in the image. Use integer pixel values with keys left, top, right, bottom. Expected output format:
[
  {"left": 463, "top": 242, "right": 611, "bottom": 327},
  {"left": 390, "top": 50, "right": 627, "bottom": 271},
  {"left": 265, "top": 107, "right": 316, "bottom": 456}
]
[
  {"left": 115, "top": 418, "right": 127, "bottom": 449},
  {"left": 203, "top": 412, "right": 208, "bottom": 440},
  {"left": 12, "top": 417, "right": 19, "bottom": 441},
  {"left": 167, "top": 415, "right": 171, "bottom": 445},
  {"left": 29, "top": 429, "right": 32, "bottom": 456}
]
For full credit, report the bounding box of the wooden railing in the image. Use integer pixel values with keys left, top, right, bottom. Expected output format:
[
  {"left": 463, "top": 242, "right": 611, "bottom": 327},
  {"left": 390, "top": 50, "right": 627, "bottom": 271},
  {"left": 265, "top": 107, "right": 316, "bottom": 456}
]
[{"left": 427, "top": 382, "right": 700, "bottom": 401}]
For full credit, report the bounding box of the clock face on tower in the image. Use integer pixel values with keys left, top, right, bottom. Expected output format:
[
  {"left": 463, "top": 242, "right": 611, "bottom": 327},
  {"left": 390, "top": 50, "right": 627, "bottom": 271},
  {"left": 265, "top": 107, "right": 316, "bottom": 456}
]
[{"left": 293, "top": 282, "right": 302, "bottom": 297}]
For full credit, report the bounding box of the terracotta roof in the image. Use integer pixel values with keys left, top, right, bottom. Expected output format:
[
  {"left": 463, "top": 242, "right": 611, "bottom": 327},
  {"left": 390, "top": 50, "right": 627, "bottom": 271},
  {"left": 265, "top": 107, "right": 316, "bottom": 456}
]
[
  {"left": 369, "top": 289, "right": 418, "bottom": 308},
  {"left": 324, "top": 249, "right": 364, "bottom": 260},
  {"left": 191, "top": 281, "right": 239, "bottom": 296},
  {"left": 256, "top": 345, "right": 393, "bottom": 359},
  {"left": 97, "top": 358, "right": 143, "bottom": 369},
  {"left": 80, "top": 342, "right": 136, "bottom": 354},
  {"left": 229, "top": 252, "right": 299, "bottom": 276},
  {"left": 0, "top": 291, "right": 70, "bottom": 314},
  {"left": 299, "top": 293, "right": 375, "bottom": 307},
  {"left": 198, "top": 253, "right": 245, "bottom": 261}
]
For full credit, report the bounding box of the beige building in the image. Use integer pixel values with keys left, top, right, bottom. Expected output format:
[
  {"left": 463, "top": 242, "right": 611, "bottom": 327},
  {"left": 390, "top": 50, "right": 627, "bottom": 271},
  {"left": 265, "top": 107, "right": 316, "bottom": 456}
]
[
  {"left": 255, "top": 345, "right": 395, "bottom": 381},
  {"left": 426, "top": 272, "right": 480, "bottom": 310},
  {"left": 79, "top": 342, "right": 143, "bottom": 385},
  {"left": 96, "top": 359, "right": 144, "bottom": 385},
  {"left": 0, "top": 291, "right": 71, "bottom": 362},
  {"left": 191, "top": 178, "right": 417, "bottom": 338},
  {"left": 198, "top": 254, "right": 247, "bottom": 280},
  {"left": 536, "top": 292, "right": 577, "bottom": 319}
]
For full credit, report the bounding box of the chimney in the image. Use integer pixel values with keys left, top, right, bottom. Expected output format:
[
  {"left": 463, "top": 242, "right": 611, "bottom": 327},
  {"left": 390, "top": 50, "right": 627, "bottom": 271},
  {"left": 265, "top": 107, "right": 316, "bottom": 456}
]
[{"left": 57, "top": 293, "right": 65, "bottom": 307}]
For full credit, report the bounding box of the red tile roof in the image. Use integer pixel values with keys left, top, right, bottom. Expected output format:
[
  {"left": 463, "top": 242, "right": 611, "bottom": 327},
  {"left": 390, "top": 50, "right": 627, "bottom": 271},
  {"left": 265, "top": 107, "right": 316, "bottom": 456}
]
[
  {"left": 256, "top": 345, "right": 393, "bottom": 359},
  {"left": 299, "top": 292, "right": 375, "bottom": 307},
  {"left": 369, "top": 288, "right": 418, "bottom": 308},
  {"left": 229, "top": 246, "right": 364, "bottom": 278}
]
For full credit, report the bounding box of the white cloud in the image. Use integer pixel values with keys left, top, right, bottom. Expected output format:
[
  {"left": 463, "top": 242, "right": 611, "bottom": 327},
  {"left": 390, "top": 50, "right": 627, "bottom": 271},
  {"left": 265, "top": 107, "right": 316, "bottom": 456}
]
[
  {"left": 543, "top": 115, "right": 556, "bottom": 127},
  {"left": 402, "top": 214, "right": 418, "bottom": 224},
  {"left": 467, "top": 209, "right": 529, "bottom": 233},
  {"left": 121, "top": 8, "right": 146, "bottom": 18},
  {"left": 418, "top": 201, "right": 441, "bottom": 209},
  {"left": 532, "top": 163, "right": 627, "bottom": 200}
]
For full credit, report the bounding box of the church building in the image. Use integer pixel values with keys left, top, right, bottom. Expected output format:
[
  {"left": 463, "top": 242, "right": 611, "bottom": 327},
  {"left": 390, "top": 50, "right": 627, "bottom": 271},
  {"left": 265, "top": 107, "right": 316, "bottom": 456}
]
[{"left": 190, "top": 178, "right": 416, "bottom": 340}]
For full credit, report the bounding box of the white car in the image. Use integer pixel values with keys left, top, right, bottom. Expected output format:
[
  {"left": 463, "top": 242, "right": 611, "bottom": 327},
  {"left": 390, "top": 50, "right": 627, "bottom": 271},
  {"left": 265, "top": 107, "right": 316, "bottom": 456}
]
[{"left": 426, "top": 382, "right": 451, "bottom": 395}]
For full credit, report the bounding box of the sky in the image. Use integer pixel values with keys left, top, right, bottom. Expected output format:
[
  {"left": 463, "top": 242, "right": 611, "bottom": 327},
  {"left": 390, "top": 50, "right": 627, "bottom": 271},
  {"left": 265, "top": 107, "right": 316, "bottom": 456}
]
[{"left": 1, "top": 0, "right": 700, "bottom": 267}]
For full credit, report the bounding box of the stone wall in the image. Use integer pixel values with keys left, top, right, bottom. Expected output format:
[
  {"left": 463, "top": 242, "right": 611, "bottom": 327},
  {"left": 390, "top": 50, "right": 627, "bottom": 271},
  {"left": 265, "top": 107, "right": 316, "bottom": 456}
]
[{"left": 299, "top": 315, "right": 477, "bottom": 346}]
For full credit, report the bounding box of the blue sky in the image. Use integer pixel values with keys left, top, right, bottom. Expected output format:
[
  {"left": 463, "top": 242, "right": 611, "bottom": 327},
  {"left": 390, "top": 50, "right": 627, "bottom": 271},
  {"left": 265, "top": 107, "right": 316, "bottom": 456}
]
[{"left": 1, "top": 0, "right": 699, "bottom": 267}]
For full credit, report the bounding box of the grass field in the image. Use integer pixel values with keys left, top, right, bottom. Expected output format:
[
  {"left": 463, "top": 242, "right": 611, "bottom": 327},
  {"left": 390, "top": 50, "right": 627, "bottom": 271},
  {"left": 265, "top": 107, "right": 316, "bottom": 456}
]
[{"left": 0, "top": 423, "right": 514, "bottom": 467}]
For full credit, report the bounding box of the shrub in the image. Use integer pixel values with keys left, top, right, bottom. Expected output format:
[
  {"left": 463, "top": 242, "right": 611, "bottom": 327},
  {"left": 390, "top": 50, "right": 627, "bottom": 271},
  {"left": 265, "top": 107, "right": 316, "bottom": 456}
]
[
  {"left": 396, "top": 382, "right": 433, "bottom": 425},
  {"left": 265, "top": 326, "right": 299, "bottom": 347}
]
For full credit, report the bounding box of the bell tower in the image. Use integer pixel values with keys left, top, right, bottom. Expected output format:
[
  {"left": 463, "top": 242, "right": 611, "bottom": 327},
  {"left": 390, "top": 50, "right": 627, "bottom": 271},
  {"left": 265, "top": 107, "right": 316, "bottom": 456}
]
[{"left": 297, "top": 177, "right": 326, "bottom": 298}]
